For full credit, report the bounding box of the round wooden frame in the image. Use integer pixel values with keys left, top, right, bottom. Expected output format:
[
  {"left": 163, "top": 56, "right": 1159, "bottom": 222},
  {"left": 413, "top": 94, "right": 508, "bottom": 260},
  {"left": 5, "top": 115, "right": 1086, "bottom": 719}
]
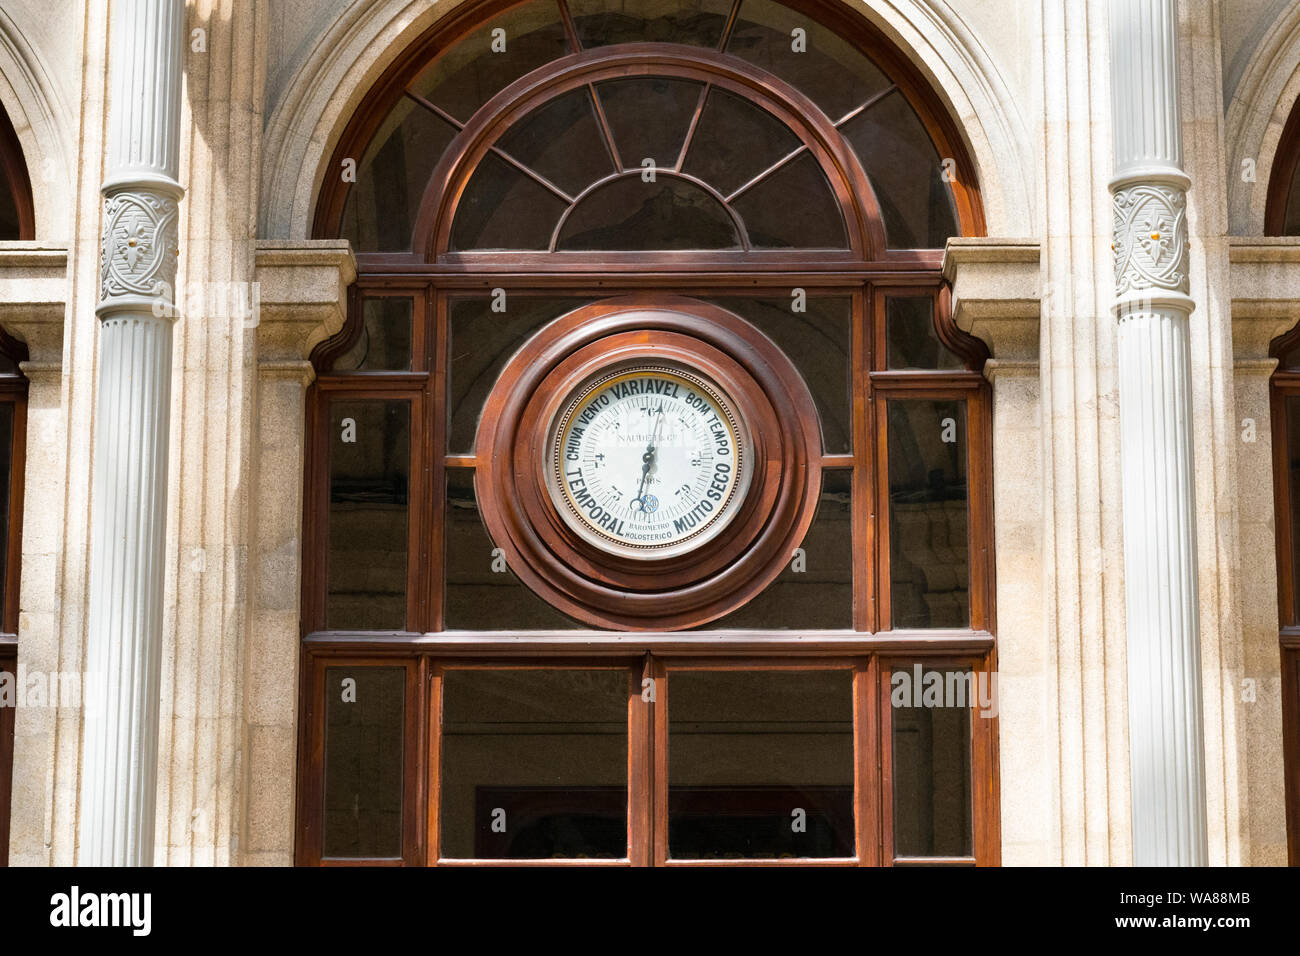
[{"left": 475, "top": 295, "right": 822, "bottom": 630}]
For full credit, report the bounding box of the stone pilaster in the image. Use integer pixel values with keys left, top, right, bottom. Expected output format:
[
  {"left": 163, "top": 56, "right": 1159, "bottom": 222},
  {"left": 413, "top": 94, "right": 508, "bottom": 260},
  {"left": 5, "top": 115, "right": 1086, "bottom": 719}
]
[
  {"left": 81, "top": 0, "right": 186, "bottom": 867},
  {"left": 1109, "top": 0, "right": 1208, "bottom": 866},
  {"left": 245, "top": 239, "right": 353, "bottom": 865},
  {"left": 945, "top": 237, "right": 1046, "bottom": 864}
]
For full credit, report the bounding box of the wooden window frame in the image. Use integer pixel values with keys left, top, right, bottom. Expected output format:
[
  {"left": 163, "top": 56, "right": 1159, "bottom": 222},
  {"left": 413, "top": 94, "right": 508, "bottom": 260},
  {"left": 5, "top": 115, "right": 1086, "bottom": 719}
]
[
  {"left": 297, "top": 0, "right": 997, "bottom": 866},
  {"left": 296, "top": 644, "right": 998, "bottom": 866},
  {"left": 0, "top": 342, "right": 29, "bottom": 870},
  {"left": 1269, "top": 353, "right": 1300, "bottom": 866}
]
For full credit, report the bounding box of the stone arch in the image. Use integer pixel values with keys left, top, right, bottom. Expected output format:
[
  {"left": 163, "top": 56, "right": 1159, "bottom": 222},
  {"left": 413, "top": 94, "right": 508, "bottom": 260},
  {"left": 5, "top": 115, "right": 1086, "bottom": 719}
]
[
  {"left": 1225, "top": 1, "right": 1300, "bottom": 235},
  {"left": 0, "top": 6, "right": 73, "bottom": 240},
  {"left": 260, "top": 0, "right": 1035, "bottom": 241}
]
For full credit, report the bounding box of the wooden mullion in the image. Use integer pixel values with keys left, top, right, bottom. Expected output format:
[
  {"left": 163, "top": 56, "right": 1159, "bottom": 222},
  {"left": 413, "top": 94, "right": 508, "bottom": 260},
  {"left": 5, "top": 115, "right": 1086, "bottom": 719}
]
[
  {"left": 854, "top": 285, "right": 875, "bottom": 632},
  {"left": 430, "top": 287, "right": 448, "bottom": 632},
  {"left": 628, "top": 657, "right": 653, "bottom": 866},
  {"left": 651, "top": 655, "right": 669, "bottom": 865},
  {"left": 855, "top": 656, "right": 880, "bottom": 865},
  {"left": 2, "top": 390, "right": 27, "bottom": 635},
  {"left": 427, "top": 661, "right": 444, "bottom": 865},
  {"left": 877, "top": 658, "right": 895, "bottom": 864}
]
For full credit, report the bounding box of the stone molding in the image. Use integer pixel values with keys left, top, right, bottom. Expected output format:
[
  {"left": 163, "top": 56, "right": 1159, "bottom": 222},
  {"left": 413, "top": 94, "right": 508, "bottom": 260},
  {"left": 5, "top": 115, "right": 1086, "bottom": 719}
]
[
  {"left": 253, "top": 239, "right": 356, "bottom": 368},
  {"left": 1228, "top": 237, "right": 1300, "bottom": 362},
  {"left": 0, "top": 242, "right": 67, "bottom": 364},
  {"left": 941, "top": 237, "right": 1041, "bottom": 365}
]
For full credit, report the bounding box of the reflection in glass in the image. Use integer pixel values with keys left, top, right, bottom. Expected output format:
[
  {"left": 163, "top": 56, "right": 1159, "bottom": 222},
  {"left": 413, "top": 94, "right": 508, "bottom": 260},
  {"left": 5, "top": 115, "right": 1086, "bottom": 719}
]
[
  {"left": 497, "top": 88, "right": 616, "bottom": 197},
  {"left": 440, "top": 669, "right": 628, "bottom": 859},
  {"left": 706, "top": 296, "right": 852, "bottom": 451},
  {"left": 1284, "top": 158, "right": 1300, "bottom": 236},
  {"left": 668, "top": 670, "right": 854, "bottom": 859},
  {"left": 891, "top": 667, "right": 972, "bottom": 857},
  {"left": 327, "top": 400, "right": 410, "bottom": 630},
  {"left": 557, "top": 176, "right": 740, "bottom": 250},
  {"left": 569, "top": 0, "right": 733, "bottom": 49},
  {"left": 887, "top": 400, "right": 969, "bottom": 629},
  {"left": 682, "top": 88, "right": 802, "bottom": 199},
  {"left": 409, "top": 3, "right": 569, "bottom": 122},
  {"left": 0, "top": 403, "right": 11, "bottom": 623},
  {"left": 726, "top": 0, "right": 892, "bottom": 121},
  {"left": 323, "top": 667, "right": 404, "bottom": 858},
  {"left": 731, "top": 151, "right": 848, "bottom": 248},
  {"left": 0, "top": 169, "right": 16, "bottom": 238},
  {"left": 335, "top": 298, "right": 414, "bottom": 372},
  {"left": 709, "top": 471, "right": 852, "bottom": 629},
  {"left": 447, "top": 296, "right": 594, "bottom": 454},
  {"left": 840, "top": 91, "right": 958, "bottom": 248},
  {"left": 339, "top": 97, "right": 457, "bottom": 251},
  {"left": 1286, "top": 396, "right": 1300, "bottom": 618},
  {"left": 451, "top": 152, "right": 569, "bottom": 250},
  {"left": 886, "top": 296, "right": 963, "bottom": 370},
  {"left": 596, "top": 77, "right": 704, "bottom": 171},
  {"left": 444, "top": 468, "right": 579, "bottom": 629}
]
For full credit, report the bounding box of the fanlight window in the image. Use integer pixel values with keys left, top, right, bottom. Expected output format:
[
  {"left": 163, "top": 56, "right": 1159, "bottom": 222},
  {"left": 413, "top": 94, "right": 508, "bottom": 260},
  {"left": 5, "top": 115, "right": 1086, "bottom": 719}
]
[{"left": 332, "top": 0, "right": 964, "bottom": 255}]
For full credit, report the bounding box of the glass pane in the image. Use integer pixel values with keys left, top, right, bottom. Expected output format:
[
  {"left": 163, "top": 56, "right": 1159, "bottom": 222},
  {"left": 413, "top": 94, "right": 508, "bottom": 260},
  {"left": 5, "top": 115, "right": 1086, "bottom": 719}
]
[
  {"left": 681, "top": 88, "right": 801, "bottom": 199},
  {"left": 891, "top": 666, "right": 973, "bottom": 857},
  {"left": 409, "top": 2, "right": 570, "bottom": 123},
  {"left": 668, "top": 670, "right": 854, "bottom": 859},
  {"left": 886, "top": 296, "right": 962, "bottom": 370},
  {"left": 327, "top": 400, "right": 410, "bottom": 630},
  {"left": 452, "top": 152, "right": 570, "bottom": 250},
  {"left": 887, "top": 400, "right": 969, "bottom": 629},
  {"left": 556, "top": 176, "right": 741, "bottom": 249},
  {"left": 444, "top": 468, "right": 579, "bottom": 629},
  {"left": 440, "top": 669, "right": 628, "bottom": 859},
  {"left": 708, "top": 470, "right": 852, "bottom": 628},
  {"left": 497, "top": 87, "right": 616, "bottom": 198},
  {"left": 1286, "top": 395, "right": 1300, "bottom": 620},
  {"left": 340, "top": 96, "right": 457, "bottom": 251},
  {"left": 726, "top": 0, "right": 892, "bottom": 121},
  {"left": 840, "top": 90, "right": 958, "bottom": 248},
  {"left": 1284, "top": 160, "right": 1300, "bottom": 236},
  {"left": 569, "top": 0, "right": 733, "bottom": 49},
  {"left": 323, "top": 667, "right": 405, "bottom": 858},
  {"left": 0, "top": 168, "right": 17, "bottom": 238},
  {"left": 731, "top": 151, "right": 848, "bottom": 248},
  {"left": 0, "top": 403, "right": 11, "bottom": 625},
  {"left": 334, "top": 298, "right": 414, "bottom": 372},
  {"left": 595, "top": 77, "right": 704, "bottom": 171},
  {"left": 448, "top": 296, "right": 594, "bottom": 454},
  {"left": 706, "top": 296, "right": 851, "bottom": 452}
]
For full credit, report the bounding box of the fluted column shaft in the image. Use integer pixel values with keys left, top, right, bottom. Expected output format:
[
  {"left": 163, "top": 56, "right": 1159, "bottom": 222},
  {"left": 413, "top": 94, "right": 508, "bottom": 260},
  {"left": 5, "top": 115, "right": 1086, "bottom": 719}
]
[
  {"left": 1109, "top": 0, "right": 1208, "bottom": 866},
  {"left": 82, "top": 0, "right": 186, "bottom": 867}
]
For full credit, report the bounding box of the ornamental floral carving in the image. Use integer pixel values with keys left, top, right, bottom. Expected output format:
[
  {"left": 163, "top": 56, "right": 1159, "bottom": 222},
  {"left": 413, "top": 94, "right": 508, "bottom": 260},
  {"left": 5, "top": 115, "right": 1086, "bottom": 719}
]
[
  {"left": 1112, "top": 183, "right": 1189, "bottom": 296},
  {"left": 99, "top": 190, "right": 179, "bottom": 301}
]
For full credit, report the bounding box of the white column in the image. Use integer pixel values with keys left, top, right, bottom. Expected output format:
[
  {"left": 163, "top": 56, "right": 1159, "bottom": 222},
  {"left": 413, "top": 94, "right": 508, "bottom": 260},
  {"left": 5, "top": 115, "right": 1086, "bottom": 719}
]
[
  {"left": 81, "top": 0, "right": 186, "bottom": 867},
  {"left": 1109, "top": 0, "right": 1208, "bottom": 866}
]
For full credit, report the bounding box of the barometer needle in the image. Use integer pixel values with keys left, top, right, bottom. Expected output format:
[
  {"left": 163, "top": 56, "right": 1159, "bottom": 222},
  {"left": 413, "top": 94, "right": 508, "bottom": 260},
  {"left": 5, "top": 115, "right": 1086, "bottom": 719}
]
[{"left": 632, "top": 404, "right": 665, "bottom": 514}]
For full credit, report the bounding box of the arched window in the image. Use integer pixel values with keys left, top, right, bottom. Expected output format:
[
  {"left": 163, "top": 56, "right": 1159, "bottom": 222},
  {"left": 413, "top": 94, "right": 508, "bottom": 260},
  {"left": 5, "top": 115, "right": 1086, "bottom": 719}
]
[
  {"left": 0, "top": 102, "right": 32, "bottom": 868},
  {"left": 300, "top": 0, "right": 996, "bottom": 867}
]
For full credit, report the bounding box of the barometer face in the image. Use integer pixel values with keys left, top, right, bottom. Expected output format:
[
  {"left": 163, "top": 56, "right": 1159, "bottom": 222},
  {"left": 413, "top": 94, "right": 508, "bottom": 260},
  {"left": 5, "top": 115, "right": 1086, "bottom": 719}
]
[{"left": 547, "top": 363, "right": 752, "bottom": 559}]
